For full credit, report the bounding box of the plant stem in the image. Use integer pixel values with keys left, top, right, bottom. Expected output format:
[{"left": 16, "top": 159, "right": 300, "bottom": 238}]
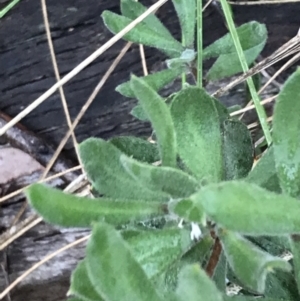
[
  {"left": 219, "top": 0, "right": 272, "bottom": 145},
  {"left": 0, "top": 0, "right": 20, "bottom": 18},
  {"left": 197, "top": 0, "right": 203, "bottom": 88},
  {"left": 182, "top": 36, "right": 187, "bottom": 87}
]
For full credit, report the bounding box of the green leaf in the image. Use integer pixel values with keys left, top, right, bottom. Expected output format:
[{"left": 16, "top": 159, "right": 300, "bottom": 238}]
[
  {"left": 273, "top": 69, "right": 300, "bottom": 198},
  {"left": 102, "top": 11, "right": 183, "bottom": 58},
  {"left": 172, "top": 0, "right": 196, "bottom": 48},
  {"left": 155, "top": 235, "right": 214, "bottom": 293},
  {"left": 212, "top": 251, "right": 227, "bottom": 292},
  {"left": 116, "top": 68, "right": 184, "bottom": 98},
  {"left": 66, "top": 298, "right": 86, "bottom": 301},
  {"left": 214, "top": 99, "right": 230, "bottom": 123},
  {"left": 26, "top": 184, "right": 166, "bottom": 228},
  {"left": 176, "top": 264, "right": 223, "bottom": 301},
  {"left": 290, "top": 236, "right": 300, "bottom": 295},
  {"left": 126, "top": 228, "right": 191, "bottom": 279},
  {"left": 224, "top": 296, "right": 292, "bottom": 301},
  {"left": 109, "top": 136, "right": 159, "bottom": 163},
  {"left": 79, "top": 138, "right": 169, "bottom": 201},
  {"left": 130, "top": 104, "right": 150, "bottom": 121},
  {"left": 69, "top": 260, "right": 102, "bottom": 301},
  {"left": 246, "top": 146, "right": 281, "bottom": 193},
  {"left": 130, "top": 75, "right": 177, "bottom": 167},
  {"left": 203, "top": 21, "right": 267, "bottom": 80},
  {"left": 86, "top": 223, "right": 163, "bottom": 301},
  {"left": 166, "top": 49, "right": 196, "bottom": 69},
  {"left": 170, "top": 86, "right": 223, "bottom": 181},
  {"left": 264, "top": 267, "right": 299, "bottom": 301},
  {"left": 222, "top": 119, "right": 254, "bottom": 180},
  {"left": 120, "top": 154, "right": 199, "bottom": 198},
  {"left": 169, "top": 198, "right": 205, "bottom": 224},
  {"left": 120, "top": 0, "right": 174, "bottom": 41},
  {"left": 192, "top": 181, "right": 300, "bottom": 235},
  {"left": 219, "top": 230, "right": 291, "bottom": 294}
]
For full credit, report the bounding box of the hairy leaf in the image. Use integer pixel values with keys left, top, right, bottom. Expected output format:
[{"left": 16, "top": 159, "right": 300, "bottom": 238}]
[
  {"left": 172, "top": 0, "right": 196, "bottom": 47},
  {"left": 176, "top": 264, "right": 223, "bottom": 301},
  {"left": 120, "top": 155, "right": 199, "bottom": 198},
  {"left": 204, "top": 21, "right": 267, "bottom": 80},
  {"left": 246, "top": 146, "right": 281, "bottom": 193},
  {"left": 102, "top": 11, "right": 183, "bottom": 58},
  {"left": 69, "top": 260, "right": 102, "bottom": 301},
  {"left": 116, "top": 67, "right": 183, "bottom": 98},
  {"left": 170, "top": 87, "right": 223, "bottom": 181},
  {"left": 222, "top": 119, "right": 254, "bottom": 180},
  {"left": 86, "top": 223, "right": 163, "bottom": 301},
  {"left": 273, "top": 69, "right": 300, "bottom": 198},
  {"left": 192, "top": 181, "right": 300, "bottom": 235},
  {"left": 130, "top": 75, "right": 177, "bottom": 167},
  {"left": 109, "top": 136, "right": 159, "bottom": 163},
  {"left": 126, "top": 228, "right": 191, "bottom": 279},
  {"left": 26, "top": 184, "right": 166, "bottom": 228},
  {"left": 79, "top": 138, "right": 168, "bottom": 201},
  {"left": 220, "top": 230, "right": 291, "bottom": 293}
]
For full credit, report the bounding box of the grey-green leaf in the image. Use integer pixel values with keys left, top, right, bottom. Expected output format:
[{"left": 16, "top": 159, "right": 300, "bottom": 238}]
[
  {"left": 176, "top": 264, "right": 223, "bottom": 301},
  {"left": 130, "top": 104, "right": 150, "bottom": 121},
  {"left": 116, "top": 67, "right": 184, "bottom": 98},
  {"left": 120, "top": 154, "right": 199, "bottom": 198},
  {"left": 204, "top": 21, "right": 267, "bottom": 80},
  {"left": 79, "top": 138, "right": 168, "bottom": 201},
  {"left": 102, "top": 11, "right": 183, "bottom": 58},
  {"left": 69, "top": 260, "right": 103, "bottom": 301},
  {"left": 170, "top": 86, "right": 223, "bottom": 181},
  {"left": 126, "top": 228, "right": 191, "bottom": 279},
  {"left": 172, "top": 0, "right": 196, "bottom": 48},
  {"left": 26, "top": 184, "right": 166, "bottom": 228},
  {"left": 222, "top": 119, "right": 254, "bottom": 180},
  {"left": 86, "top": 223, "right": 164, "bottom": 301},
  {"left": 120, "top": 0, "right": 174, "bottom": 41},
  {"left": 192, "top": 181, "right": 300, "bottom": 235},
  {"left": 273, "top": 69, "right": 300, "bottom": 198},
  {"left": 109, "top": 136, "right": 159, "bottom": 163},
  {"left": 130, "top": 75, "right": 177, "bottom": 167},
  {"left": 246, "top": 146, "right": 281, "bottom": 193},
  {"left": 220, "top": 230, "right": 291, "bottom": 294}
]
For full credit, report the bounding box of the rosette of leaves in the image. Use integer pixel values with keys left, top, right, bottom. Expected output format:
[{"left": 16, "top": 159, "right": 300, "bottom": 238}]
[
  {"left": 26, "top": 69, "right": 300, "bottom": 301},
  {"left": 24, "top": 0, "right": 300, "bottom": 299}
]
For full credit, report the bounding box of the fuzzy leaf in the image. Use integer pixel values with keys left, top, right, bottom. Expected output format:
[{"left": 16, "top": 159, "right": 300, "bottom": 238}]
[
  {"left": 126, "top": 228, "right": 191, "bottom": 279},
  {"left": 222, "top": 119, "right": 254, "bottom": 180},
  {"left": 120, "top": 0, "right": 174, "bottom": 41},
  {"left": 130, "top": 75, "right": 177, "bottom": 167},
  {"left": 116, "top": 67, "right": 184, "bottom": 98},
  {"left": 120, "top": 154, "right": 199, "bottom": 198},
  {"left": 192, "top": 181, "right": 300, "bottom": 235},
  {"left": 86, "top": 223, "right": 163, "bottom": 301},
  {"left": 246, "top": 146, "right": 281, "bottom": 193},
  {"left": 130, "top": 104, "right": 150, "bottom": 121},
  {"left": 169, "top": 198, "right": 205, "bottom": 224},
  {"left": 176, "top": 264, "right": 223, "bottom": 301},
  {"left": 204, "top": 21, "right": 267, "bottom": 80},
  {"left": 79, "top": 138, "right": 168, "bottom": 201},
  {"left": 109, "top": 136, "right": 159, "bottom": 163},
  {"left": 290, "top": 236, "right": 300, "bottom": 295},
  {"left": 26, "top": 184, "right": 166, "bottom": 228},
  {"left": 102, "top": 11, "right": 183, "bottom": 58},
  {"left": 212, "top": 251, "right": 227, "bottom": 293},
  {"left": 273, "top": 69, "right": 300, "bottom": 198},
  {"left": 155, "top": 236, "right": 214, "bottom": 293},
  {"left": 170, "top": 86, "right": 223, "bottom": 181},
  {"left": 172, "top": 0, "right": 196, "bottom": 48},
  {"left": 219, "top": 230, "right": 291, "bottom": 294},
  {"left": 69, "top": 260, "right": 102, "bottom": 301}
]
